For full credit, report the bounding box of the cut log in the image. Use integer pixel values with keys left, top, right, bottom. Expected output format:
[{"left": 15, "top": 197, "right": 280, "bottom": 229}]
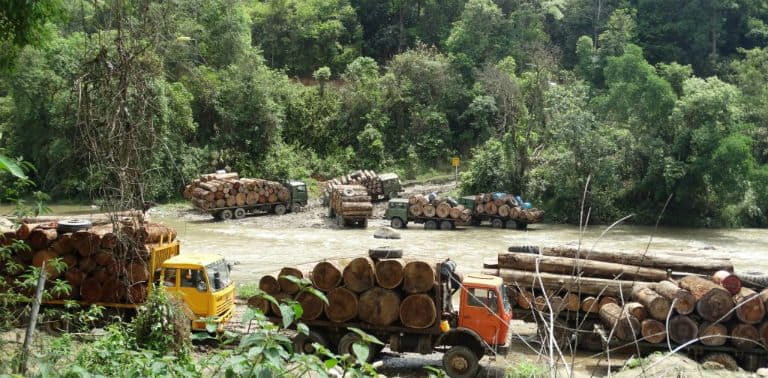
[
  {"left": 581, "top": 297, "right": 599, "bottom": 313},
  {"left": 624, "top": 302, "right": 647, "bottom": 322},
  {"left": 28, "top": 228, "right": 57, "bottom": 250},
  {"left": 497, "top": 253, "right": 667, "bottom": 281},
  {"left": 325, "top": 287, "right": 358, "bottom": 323},
  {"left": 78, "top": 256, "right": 96, "bottom": 273},
  {"left": 759, "top": 322, "right": 768, "bottom": 347},
  {"left": 506, "top": 287, "right": 520, "bottom": 305},
  {"left": 599, "top": 303, "right": 640, "bottom": 341},
  {"left": 564, "top": 293, "right": 580, "bottom": 312},
  {"left": 599, "top": 296, "right": 618, "bottom": 309},
  {"left": 247, "top": 296, "right": 270, "bottom": 315},
  {"left": 259, "top": 275, "right": 280, "bottom": 295},
  {"left": 80, "top": 277, "right": 103, "bottom": 302},
  {"left": 700, "top": 353, "right": 739, "bottom": 371},
  {"left": 127, "top": 283, "right": 148, "bottom": 303},
  {"left": 358, "top": 288, "right": 401, "bottom": 326},
  {"left": 403, "top": 261, "right": 436, "bottom": 294},
  {"left": 296, "top": 291, "right": 324, "bottom": 321},
  {"left": 679, "top": 275, "right": 734, "bottom": 322},
  {"left": 485, "top": 268, "right": 649, "bottom": 297},
  {"left": 101, "top": 278, "right": 126, "bottom": 303},
  {"left": 144, "top": 223, "right": 177, "bottom": 244},
  {"left": 653, "top": 280, "right": 696, "bottom": 315},
  {"left": 278, "top": 267, "right": 303, "bottom": 295},
  {"left": 734, "top": 287, "right": 765, "bottom": 324},
  {"left": 126, "top": 263, "right": 149, "bottom": 283},
  {"left": 518, "top": 290, "right": 534, "bottom": 309},
  {"left": 699, "top": 321, "right": 728, "bottom": 346},
  {"left": 512, "top": 246, "right": 733, "bottom": 275},
  {"left": 375, "top": 259, "right": 405, "bottom": 289},
  {"left": 311, "top": 261, "right": 342, "bottom": 291},
  {"left": 422, "top": 205, "right": 436, "bottom": 218},
  {"left": 641, "top": 319, "right": 666, "bottom": 344},
  {"left": 343, "top": 257, "right": 375, "bottom": 293},
  {"left": 631, "top": 287, "right": 671, "bottom": 321},
  {"left": 399, "top": 294, "right": 436, "bottom": 329},
  {"left": 730, "top": 323, "right": 760, "bottom": 350},
  {"left": 64, "top": 268, "right": 86, "bottom": 287},
  {"left": 668, "top": 315, "right": 698, "bottom": 344},
  {"left": 72, "top": 231, "right": 100, "bottom": 257},
  {"left": 270, "top": 293, "right": 290, "bottom": 317},
  {"left": 712, "top": 270, "right": 742, "bottom": 295}
]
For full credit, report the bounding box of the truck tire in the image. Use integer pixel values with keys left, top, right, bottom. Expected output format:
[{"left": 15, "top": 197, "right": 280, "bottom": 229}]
[
  {"left": 274, "top": 204, "right": 287, "bottom": 215},
  {"left": 491, "top": 218, "right": 504, "bottom": 228},
  {"left": 442, "top": 345, "right": 480, "bottom": 378},
  {"left": 57, "top": 219, "right": 93, "bottom": 233},
  {"left": 337, "top": 332, "right": 376, "bottom": 363},
  {"left": 219, "top": 209, "right": 233, "bottom": 221},
  {"left": 440, "top": 220, "right": 453, "bottom": 230},
  {"left": 388, "top": 191, "right": 398, "bottom": 200},
  {"left": 293, "top": 331, "right": 329, "bottom": 355},
  {"left": 369, "top": 247, "right": 403, "bottom": 259},
  {"left": 425, "top": 220, "right": 438, "bottom": 230},
  {"left": 390, "top": 217, "right": 405, "bottom": 229},
  {"left": 735, "top": 271, "right": 768, "bottom": 289},
  {"left": 233, "top": 208, "right": 246, "bottom": 219},
  {"left": 504, "top": 219, "right": 517, "bottom": 229}
]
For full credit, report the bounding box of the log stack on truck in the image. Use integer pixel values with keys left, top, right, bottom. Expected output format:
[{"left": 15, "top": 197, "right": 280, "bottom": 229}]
[
  {"left": 483, "top": 245, "right": 768, "bottom": 371},
  {"left": 0, "top": 218, "right": 235, "bottom": 331},
  {"left": 327, "top": 185, "right": 373, "bottom": 228},
  {"left": 385, "top": 194, "right": 471, "bottom": 230},
  {"left": 458, "top": 193, "right": 544, "bottom": 230},
  {"left": 249, "top": 252, "right": 512, "bottom": 378},
  {"left": 324, "top": 170, "right": 402, "bottom": 202},
  {"left": 184, "top": 172, "right": 307, "bottom": 220}
]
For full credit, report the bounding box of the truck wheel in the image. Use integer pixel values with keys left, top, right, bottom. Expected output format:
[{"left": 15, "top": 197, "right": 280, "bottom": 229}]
[
  {"left": 504, "top": 219, "right": 517, "bottom": 229},
  {"left": 274, "top": 204, "right": 287, "bottom": 215},
  {"left": 390, "top": 217, "right": 405, "bottom": 229},
  {"left": 369, "top": 247, "right": 403, "bottom": 259},
  {"left": 219, "top": 209, "right": 233, "bottom": 221},
  {"left": 233, "top": 208, "right": 246, "bottom": 219},
  {"left": 337, "top": 332, "right": 375, "bottom": 363},
  {"left": 388, "top": 192, "right": 398, "bottom": 199},
  {"left": 442, "top": 345, "right": 480, "bottom": 378},
  {"left": 440, "top": 220, "right": 453, "bottom": 230},
  {"left": 491, "top": 218, "right": 503, "bottom": 228},
  {"left": 57, "top": 219, "right": 93, "bottom": 233},
  {"left": 425, "top": 220, "right": 438, "bottom": 230},
  {"left": 293, "top": 331, "right": 329, "bottom": 354}
]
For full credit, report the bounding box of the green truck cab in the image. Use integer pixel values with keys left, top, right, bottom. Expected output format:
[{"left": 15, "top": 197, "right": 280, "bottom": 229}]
[
  {"left": 285, "top": 180, "right": 308, "bottom": 207},
  {"left": 378, "top": 173, "right": 402, "bottom": 200},
  {"left": 384, "top": 198, "right": 410, "bottom": 228}
]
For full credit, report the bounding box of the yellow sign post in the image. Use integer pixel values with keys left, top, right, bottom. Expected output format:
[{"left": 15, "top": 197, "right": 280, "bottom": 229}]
[
  {"left": 451, "top": 157, "right": 460, "bottom": 167},
  {"left": 451, "top": 157, "right": 460, "bottom": 185}
]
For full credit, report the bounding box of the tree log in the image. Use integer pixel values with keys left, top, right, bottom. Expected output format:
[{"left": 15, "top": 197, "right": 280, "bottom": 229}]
[
  {"left": 730, "top": 323, "right": 760, "bottom": 350},
  {"left": 80, "top": 277, "right": 103, "bottom": 302},
  {"left": 127, "top": 283, "right": 148, "bottom": 303},
  {"left": 101, "top": 278, "right": 126, "bottom": 303},
  {"left": 343, "top": 257, "right": 375, "bottom": 293},
  {"left": 564, "top": 293, "right": 580, "bottom": 312},
  {"left": 668, "top": 315, "right": 698, "bottom": 344},
  {"left": 399, "top": 294, "right": 437, "bottom": 329},
  {"left": 72, "top": 230, "right": 100, "bottom": 257},
  {"left": 510, "top": 246, "right": 733, "bottom": 275},
  {"left": 126, "top": 263, "right": 149, "bottom": 283},
  {"left": 357, "top": 288, "right": 401, "bottom": 326},
  {"left": 325, "top": 287, "right": 358, "bottom": 323},
  {"left": 375, "top": 259, "right": 405, "bottom": 289},
  {"left": 679, "top": 275, "right": 734, "bottom": 322},
  {"left": 270, "top": 293, "right": 291, "bottom": 317},
  {"left": 734, "top": 287, "right": 765, "bottom": 324},
  {"left": 296, "top": 291, "right": 324, "bottom": 321},
  {"left": 403, "top": 261, "right": 436, "bottom": 294},
  {"left": 641, "top": 319, "right": 666, "bottom": 344},
  {"left": 278, "top": 267, "right": 303, "bottom": 295},
  {"left": 653, "top": 280, "right": 695, "bottom": 315},
  {"left": 484, "top": 268, "right": 649, "bottom": 297},
  {"left": 311, "top": 261, "right": 342, "bottom": 291},
  {"left": 581, "top": 297, "right": 599, "bottom": 313},
  {"left": 624, "top": 302, "right": 647, "bottom": 322},
  {"left": 247, "top": 296, "right": 270, "bottom": 315},
  {"left": 144, "top": 223, "right": 177, "bottom": 244},
  {"left": 631, "top": 287, "right": 671, "bottom": 321},
  {"left": 517, "top": 290, "right": 534, "bottom": 309},
  {"left": 259, "top": 275, "right": 280, "bottom": 295},
  {"left": 712, "top": 270, "right": 741, "bottom": 295},
  {"left": 28, "top": 228, "right": 57, "bottom": 250},
  {"left": 759, "top": 322, "right": 768, "bottom": 347},
  {"left": 497, "top": 253, "right": 667, "bottom": 281},
  {"left": 599, "top": 296, "right": 618, "bottom": 309},
  {"left": 699, "top": 321, "right": 728, "bottom": 346},
  {"left": 599, "top": 303, "right": 640, "bottom": 341}
]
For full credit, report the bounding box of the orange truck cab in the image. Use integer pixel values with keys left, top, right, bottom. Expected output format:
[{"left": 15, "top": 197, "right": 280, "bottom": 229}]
[{"left": 457, "top": 274, "right": 513, "bottom": 347}]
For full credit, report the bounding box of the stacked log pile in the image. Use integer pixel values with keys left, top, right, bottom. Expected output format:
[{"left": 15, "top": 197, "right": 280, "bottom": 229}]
[
  {"left": 471, "top": 193, "right": 544, "bottom": 223},
  {"left": 484, "top": 245, "right": 768, "bottom": 368},
  {"left": 0, "top": 220, "right": 177, "bottom": 305},
  {"left": 329, "top": 185, "right": 373, "bottom": 218},
  {"left": 183, "top": 172, "right": 290, "bottom": 210},
  {"left": 408, "top": 194, "right": 471, "bottom": 222},
  {"left": 248, "top": 256, "right": 441, "bottom": 330},
  {"left": 325, "top": 170, "right": 386, "bottom": 199}
]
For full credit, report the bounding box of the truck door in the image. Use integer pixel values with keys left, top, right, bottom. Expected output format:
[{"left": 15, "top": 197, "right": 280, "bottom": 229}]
[
  {"left": 177, "top": 268, "right": 210, "bottom": 316},
  {"left": 459, "top": 286, "right": 501, "bottom": 344}
]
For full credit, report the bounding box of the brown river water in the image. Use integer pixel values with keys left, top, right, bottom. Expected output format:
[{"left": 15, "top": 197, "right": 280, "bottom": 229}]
[{"left": 5, "top": 204, "right": 767, "bottom": 283}]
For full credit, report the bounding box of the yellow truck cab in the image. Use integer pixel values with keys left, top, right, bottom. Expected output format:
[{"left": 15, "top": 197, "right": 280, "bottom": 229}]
[{"left": 159, "top": 253, "right": 235, "bottom": 331}]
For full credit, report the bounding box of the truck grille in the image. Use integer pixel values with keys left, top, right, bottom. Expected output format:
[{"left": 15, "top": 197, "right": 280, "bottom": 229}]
[{"left": 216, "top": 295, "right": 233, "bottom": 317}]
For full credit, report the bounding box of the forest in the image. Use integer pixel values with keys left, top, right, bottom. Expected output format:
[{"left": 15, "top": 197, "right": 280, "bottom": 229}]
[{"left": 1, "top": 0, "right": 768, "bottom": 227}]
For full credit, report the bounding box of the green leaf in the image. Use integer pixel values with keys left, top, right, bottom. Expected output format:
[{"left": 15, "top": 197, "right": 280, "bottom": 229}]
[
  {"left": 205, "top": 321, "right": 218, "bottom": 333},
  {"left": 297, "top": 322, "right": 309, "bottom": 336},
  {"left": 304, "top": 287, "right": 329, "bottom": 305},
  {"left": 0, "top": 154, "right": 26, "bottom": 179},
  {"left": 279, "top": 303, "right": 295, "bottom": 328},
  {"left": 352, "top": 342, "right": 369, "bottom": 363},
  {"left": 324, "top": 358, "right": 338, "bottom": 370}
]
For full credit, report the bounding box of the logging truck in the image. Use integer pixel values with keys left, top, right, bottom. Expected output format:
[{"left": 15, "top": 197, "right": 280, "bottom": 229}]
[
  {"left": 384, "top": 198, "right": 470, "bottom": 230},
  {"left": 457, "top": 196, "right": 542, "bottom": 230},
  {"left": 203, "top": 180, "right": 308, "bottom": 220},
  {"left": 278, "top": 259, "right": 513, "bottom": 378},
  {"left": 327, "top": 185, "right": 373, "bottom": 228},
  {"left": 42, "top": 240, "right": 235, "bottom": 332}
]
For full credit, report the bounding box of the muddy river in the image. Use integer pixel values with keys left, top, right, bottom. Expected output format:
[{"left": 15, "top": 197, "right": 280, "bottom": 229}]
[{"left": 6, "top": 203, "right": 766, "bottom": 282}]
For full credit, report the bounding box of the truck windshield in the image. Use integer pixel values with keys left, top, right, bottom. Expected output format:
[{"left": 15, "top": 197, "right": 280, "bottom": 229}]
[
  {"left": 206, "top": 260, "right": 231, "bottom": 292},
  {"left": 500, "top": 284, "right": 512, "bottom": 313}
]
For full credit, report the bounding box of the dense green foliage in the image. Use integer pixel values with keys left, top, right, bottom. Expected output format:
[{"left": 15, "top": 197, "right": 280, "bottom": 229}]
[{"left": 1, "top": 0, "right": 768, "bottom": 226}]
